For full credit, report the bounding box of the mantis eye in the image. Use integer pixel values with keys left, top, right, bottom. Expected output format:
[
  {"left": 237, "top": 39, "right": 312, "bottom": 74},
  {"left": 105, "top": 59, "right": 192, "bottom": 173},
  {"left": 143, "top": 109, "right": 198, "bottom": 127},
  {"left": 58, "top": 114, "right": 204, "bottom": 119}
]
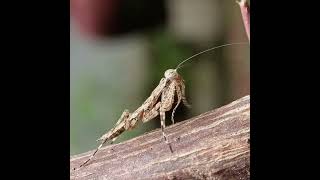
[{"left": 164, "top": 69, "right": 177, "bottom": 79}]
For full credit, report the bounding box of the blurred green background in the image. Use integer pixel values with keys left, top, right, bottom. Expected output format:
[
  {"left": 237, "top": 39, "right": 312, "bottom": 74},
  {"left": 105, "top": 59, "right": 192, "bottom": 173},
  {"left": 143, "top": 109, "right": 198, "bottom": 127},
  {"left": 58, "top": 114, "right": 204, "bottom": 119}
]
[{"left": 70, "top": 0, "right": 249, "bottom": 155}]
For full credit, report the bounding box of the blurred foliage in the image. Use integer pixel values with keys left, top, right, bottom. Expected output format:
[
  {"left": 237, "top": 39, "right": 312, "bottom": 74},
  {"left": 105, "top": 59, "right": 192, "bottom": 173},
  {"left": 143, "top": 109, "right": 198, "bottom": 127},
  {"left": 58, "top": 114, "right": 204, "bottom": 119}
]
[{"left": 148, "top": 31, "right": 191, "bottom": 89}]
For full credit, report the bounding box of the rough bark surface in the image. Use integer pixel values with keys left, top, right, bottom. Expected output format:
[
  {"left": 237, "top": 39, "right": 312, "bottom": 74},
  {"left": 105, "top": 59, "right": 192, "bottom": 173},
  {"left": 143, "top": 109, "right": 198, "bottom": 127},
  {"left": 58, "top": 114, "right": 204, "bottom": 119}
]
[{"left": 70, "top": 95, "right": 250, "bottom": 180}]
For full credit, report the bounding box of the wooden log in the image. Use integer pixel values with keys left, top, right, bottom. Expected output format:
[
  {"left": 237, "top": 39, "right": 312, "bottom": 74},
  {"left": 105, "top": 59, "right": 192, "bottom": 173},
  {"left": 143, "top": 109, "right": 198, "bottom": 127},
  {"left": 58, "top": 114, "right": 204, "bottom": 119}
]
[{"left": 70, "top": 95, "right": 250, "bottom": 180}]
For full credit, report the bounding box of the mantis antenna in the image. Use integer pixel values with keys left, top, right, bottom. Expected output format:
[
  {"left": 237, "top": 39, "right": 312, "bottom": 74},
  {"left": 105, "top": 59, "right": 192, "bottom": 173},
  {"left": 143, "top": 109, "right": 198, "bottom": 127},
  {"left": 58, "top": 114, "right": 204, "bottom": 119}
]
[{"left": 175, "top": 42, "right": 249, "bottom": 71}]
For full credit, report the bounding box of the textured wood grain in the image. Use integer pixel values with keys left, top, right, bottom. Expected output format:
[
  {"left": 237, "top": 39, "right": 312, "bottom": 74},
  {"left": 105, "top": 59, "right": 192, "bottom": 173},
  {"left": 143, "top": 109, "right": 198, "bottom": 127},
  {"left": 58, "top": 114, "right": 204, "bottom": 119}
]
[{"left": 70, "top": 95, "right": 250, "bottom": 180}]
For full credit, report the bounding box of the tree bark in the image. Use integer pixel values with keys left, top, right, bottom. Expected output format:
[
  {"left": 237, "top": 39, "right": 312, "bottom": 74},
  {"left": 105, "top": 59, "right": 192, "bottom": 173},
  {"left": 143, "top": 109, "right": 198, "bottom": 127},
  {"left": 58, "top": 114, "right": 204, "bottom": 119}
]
[{"left": 70, "top": 95, "right": 250, "bottom": 180}]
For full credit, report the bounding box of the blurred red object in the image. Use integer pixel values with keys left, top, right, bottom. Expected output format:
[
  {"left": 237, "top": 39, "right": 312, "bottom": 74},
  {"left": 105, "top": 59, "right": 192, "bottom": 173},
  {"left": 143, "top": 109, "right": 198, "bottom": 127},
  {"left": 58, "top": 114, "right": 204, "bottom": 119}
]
[{"left": 70, "top": 0, "right": 118, "bottom": 38}]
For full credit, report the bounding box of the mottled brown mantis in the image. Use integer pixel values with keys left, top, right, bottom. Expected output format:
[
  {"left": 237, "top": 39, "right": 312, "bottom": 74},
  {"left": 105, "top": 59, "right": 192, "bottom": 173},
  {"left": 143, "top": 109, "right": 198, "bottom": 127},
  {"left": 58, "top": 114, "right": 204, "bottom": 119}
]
[{"left": 77, "top": 42, "right": 248, "bottom": 169}]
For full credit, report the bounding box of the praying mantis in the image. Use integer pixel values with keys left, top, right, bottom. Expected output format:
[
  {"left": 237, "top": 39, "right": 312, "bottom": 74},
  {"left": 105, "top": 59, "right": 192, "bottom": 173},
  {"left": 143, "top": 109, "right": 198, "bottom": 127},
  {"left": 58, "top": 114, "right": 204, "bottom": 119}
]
[{"left": 76, "top": 42, "right": 248, "bottom": 169}]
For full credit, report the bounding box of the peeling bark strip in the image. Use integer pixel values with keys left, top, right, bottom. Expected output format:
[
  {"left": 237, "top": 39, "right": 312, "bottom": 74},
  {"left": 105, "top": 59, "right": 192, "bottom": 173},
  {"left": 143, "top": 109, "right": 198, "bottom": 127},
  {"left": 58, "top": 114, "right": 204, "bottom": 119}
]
[
  {"left": 70, "top": 95, "right": 250, "bottom": 180},
  {"left": 237, "top": 0, "right": 250, "bottom": 41}
]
